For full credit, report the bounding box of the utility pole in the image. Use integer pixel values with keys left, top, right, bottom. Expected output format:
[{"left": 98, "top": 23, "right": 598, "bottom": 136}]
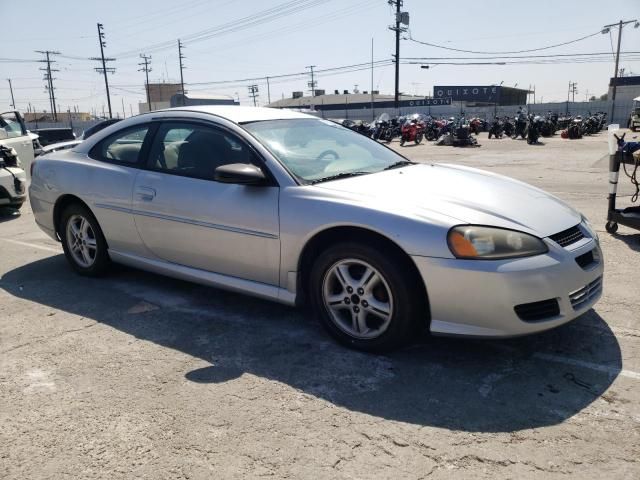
[
  {"left": 36, "top": 50, "right": 60, "bottom": 121},
  {"left": 248, "top": 85, "right": 259, "bottom": 107},
  {"left": 121, "top": 97, "right": 126, "bottom": 118},
  {"left": 568, "top": 81, "right": 578, "bottom": 103},
  {"left": 602, "top": 19, "right": 638, "bottom": 123},
  {"left": 91, "top": 23, "right": 115, "bottom": 119},
  {"left": 266, "top": 76, "right": 271, "bottom": 105},
  {"left": 178, "top": 39, "right": 186, "bottom": 106},
  {"left": 306, "top": 65, "right": 317, "bottom": 96},
  {"left": 371, "top": 37, "right": 374, "bottom": 121},
  {"left": 388, "top": 0, "right": 408, "bottom": 109},
  {"left": 138, "top": 54, "right": 152, "bottom": 111},
  {"left": 7, "top": 79, "right": 15, "bottom": 109}
]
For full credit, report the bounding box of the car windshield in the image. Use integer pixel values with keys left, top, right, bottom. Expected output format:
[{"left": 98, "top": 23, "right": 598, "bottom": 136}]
[{"left": 243, "top": 118, "right": 409, "bottom": 183}]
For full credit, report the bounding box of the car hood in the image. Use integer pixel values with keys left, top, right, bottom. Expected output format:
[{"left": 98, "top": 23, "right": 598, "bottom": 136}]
[{"left": 312, "top": 163, "right": 581, "bottom": 237}]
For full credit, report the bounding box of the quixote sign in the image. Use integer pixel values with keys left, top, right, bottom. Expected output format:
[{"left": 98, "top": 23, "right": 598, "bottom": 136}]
[
  {"left": 406, "top": 97, "right": 452, "bottom": 106},
  {"left": 433, "top": 86, "right": 501, "bottom": 102}
]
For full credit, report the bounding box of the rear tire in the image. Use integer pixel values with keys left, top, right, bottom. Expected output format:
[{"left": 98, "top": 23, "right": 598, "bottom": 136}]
[
  {"left": 60, "top": 203, "right": 111, "bottom": 276},
  {"left": 309, "top": 242, "right": 424, "bottom": 352}
]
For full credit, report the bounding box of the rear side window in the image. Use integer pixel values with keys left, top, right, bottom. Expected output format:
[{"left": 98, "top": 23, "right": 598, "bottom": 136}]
[{"left": 91, "top": 125, "right": 150, "bottom": 164}]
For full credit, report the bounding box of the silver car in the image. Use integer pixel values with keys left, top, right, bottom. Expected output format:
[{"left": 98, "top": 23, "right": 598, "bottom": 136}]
[{"left": 29, "top": 106, "right": 603, "bottom": 351}]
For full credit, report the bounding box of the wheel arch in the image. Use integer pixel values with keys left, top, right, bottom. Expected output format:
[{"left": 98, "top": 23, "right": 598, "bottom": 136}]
[
  {"left": 296, "top": 225, "right": 430, "bottom": 326},
  {"left": 53, "top": 194, "right": 98, "bottom": 241}
]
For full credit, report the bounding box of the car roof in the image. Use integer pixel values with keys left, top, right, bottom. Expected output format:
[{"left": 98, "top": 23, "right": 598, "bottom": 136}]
[{"left": 160, "top": 105, "right": 313, "bottom": 124}]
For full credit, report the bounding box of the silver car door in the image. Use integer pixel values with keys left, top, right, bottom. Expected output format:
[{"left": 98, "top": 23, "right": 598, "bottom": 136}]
[{"left": 131, "top": 121, "right": 280, "bottom": 286}]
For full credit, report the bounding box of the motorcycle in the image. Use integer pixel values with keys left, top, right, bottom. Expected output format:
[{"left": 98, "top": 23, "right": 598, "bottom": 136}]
[
  {"left": 513, "top": 110, "right": 528, "bottom": 139},
  {"left": 400, "top": 113, "right": 426, "bottom": 146},
  {"left": 539, "top": 112, "right": 557, "bottom": 137},
  {"left": 469, "top": 117, "right": 486, "bottom": 135},
  {"left": 565, "top": 117, "right": 583, "bottom": 139},
  {"left": 424, "top": 118, "right": 440, "bottom": 141},
  {"left": 487, "top": 117, "right": 504, "bottom": 139},
  {"left": 435, "top": 116, "right": 480, "bottom": 147},
  {"left": 371, "top": 113, "right": 396, "bottom": 142},
  {"left": 527, "top": 115, "right": 542, "bottom": 144},
  {"left": 502, "top": 116, "right": 515, "bottom": 137}
]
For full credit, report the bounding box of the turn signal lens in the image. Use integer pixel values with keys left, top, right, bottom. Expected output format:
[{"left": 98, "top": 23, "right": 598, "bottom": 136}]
[
  {"left": 448, "top": 226, "right": 548, "bottom": 260},
  {"left": 448, "top": 231, "right": 478, "bottom": 257}
]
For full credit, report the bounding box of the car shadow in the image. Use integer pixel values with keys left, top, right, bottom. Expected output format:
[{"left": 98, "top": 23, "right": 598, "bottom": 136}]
[
  {"left": 0, "top": 208, "right": 21, "bottom": 222},
  {"left": 1, "top": 255, "right": 621, "bottom": 433}
]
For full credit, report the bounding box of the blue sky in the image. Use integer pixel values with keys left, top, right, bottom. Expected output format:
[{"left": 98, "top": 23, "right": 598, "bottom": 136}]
[{"left": 1, "top": 0, "right": 639, "bottom": 114}]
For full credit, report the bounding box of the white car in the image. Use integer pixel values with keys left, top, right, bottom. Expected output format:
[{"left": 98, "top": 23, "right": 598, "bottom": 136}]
[
  {"left": 29, "top": 106, "right": 603, "bottom": 351},
  {"left": 0, "top": 110, "right": 36, "bottom": 178},
  {"left": 0, "top": 145, "right": 27, "bottom": 210}
]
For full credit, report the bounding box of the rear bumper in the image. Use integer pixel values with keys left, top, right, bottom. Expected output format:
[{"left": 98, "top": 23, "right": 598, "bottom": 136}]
[{"left": 412, "top": 237, "right": 603, "bottom": 337}]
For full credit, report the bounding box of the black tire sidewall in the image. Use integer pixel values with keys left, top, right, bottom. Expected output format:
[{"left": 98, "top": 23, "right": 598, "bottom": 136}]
[
  {"left": 60, "top": 203, "right": 110, "bottom": 276},
  {"left": 309, "top": 243, "right": 423, "bottom": 352}
]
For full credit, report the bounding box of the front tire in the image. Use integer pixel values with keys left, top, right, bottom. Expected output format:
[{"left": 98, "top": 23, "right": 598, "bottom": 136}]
[
  {"left": 60, "top": 203, "right": 110, "bottom": 276},
  {"left": 309, "top": 243, "right": 424, "bottom": 352}
]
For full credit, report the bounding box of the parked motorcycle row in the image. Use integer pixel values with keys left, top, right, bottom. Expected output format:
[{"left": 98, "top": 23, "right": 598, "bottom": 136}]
[
  {"left": 336, "top": 113, "right": 480, "bottom": 147},
  {"left": 334, "top": 109, "right": 608, "bottom": 147}
]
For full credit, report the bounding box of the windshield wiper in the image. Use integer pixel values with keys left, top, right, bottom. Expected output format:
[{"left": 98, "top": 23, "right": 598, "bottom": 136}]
[
  {"left": 383, "top": 160, "right": 414, "bottom": 171},
  {"left": 310, "top": 171, "right": 370, "bottom": 184}
]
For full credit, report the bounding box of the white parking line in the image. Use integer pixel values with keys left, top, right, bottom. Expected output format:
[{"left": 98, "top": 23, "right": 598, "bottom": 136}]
[
  {"left": 533, "top": 353, "right": 640, "bottom": 380},
  {"left": 2, "top": 238, "right": 61, "bottom": 254}
]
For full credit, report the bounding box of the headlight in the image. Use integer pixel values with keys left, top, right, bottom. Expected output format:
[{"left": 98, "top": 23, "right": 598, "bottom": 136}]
[
  {"left": 580, "top": 215, "right": 599, "bottom": 243},
  {"left": 447, "top": 225, "right": 548, "bottom": 260}
]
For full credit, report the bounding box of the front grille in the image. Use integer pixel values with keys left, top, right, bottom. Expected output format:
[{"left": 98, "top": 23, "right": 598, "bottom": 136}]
[
  {"left": 514, "top": 299, "right": 561, "bottom": 322},
  {"left": 569, "top": 277, "right": 602, "bottom": 311},
  {"left": 549, "top": 225, "right": 585, "bottom": 247}
]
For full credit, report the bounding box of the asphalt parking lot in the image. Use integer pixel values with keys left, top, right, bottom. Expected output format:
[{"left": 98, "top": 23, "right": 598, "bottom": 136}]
[{"left": 1, "top": 131, "right": 639, "bottom": 479}]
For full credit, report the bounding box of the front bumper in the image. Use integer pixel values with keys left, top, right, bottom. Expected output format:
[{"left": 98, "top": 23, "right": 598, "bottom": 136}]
[
  {"left": 0, "top": 184, "right": 26, "bottom": 207},
  {"left": 412, "top": 236, "right": 603, "bottom": 337}
]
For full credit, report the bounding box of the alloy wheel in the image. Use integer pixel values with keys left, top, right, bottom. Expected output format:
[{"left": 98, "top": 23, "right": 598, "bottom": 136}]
[
  {"left": 322, "top": 259, "right": 394, "bottom": 339},
  {"left": 65, "top": 214, "right": 98, "bottom": 268}
]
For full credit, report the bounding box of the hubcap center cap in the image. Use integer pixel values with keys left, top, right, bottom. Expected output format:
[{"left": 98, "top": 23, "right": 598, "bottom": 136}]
[{"left": 350, "top": 294, "right": 360, "bottom": 305}]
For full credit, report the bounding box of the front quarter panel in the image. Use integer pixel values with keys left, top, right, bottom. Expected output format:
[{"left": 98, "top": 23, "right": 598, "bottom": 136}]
[{"left": 278, "top": 184, "right": 458, "bottom": 288}]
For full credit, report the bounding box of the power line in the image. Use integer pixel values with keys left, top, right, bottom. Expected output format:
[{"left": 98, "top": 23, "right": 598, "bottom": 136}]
[
  {"left": 406, "top": 29, "right": 602, "bottom": 54},
  {"left": 404, "top": 51, "right": 640, "bottom": 60},
  {"left": 90, "top": 23, "right": 116, "bottom": 118},
  {"left": 113, "top": 0, "right": 331, "bottom": 58},
  {"left": 186, "top": 59, "right": 392, "bottom": 86}
]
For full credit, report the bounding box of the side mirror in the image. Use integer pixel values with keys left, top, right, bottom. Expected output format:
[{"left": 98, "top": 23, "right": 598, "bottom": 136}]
[
  {"left": 0, "top": 130, "right": 8, "bottom": 140},
  {"left": 214, "top": 163, "right": 267, "bottom": 185}
]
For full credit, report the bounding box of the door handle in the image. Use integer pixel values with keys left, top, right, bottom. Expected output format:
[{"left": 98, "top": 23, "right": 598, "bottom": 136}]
[{"left": 136, "top": 186, "right": 156, "bottom": 201}]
